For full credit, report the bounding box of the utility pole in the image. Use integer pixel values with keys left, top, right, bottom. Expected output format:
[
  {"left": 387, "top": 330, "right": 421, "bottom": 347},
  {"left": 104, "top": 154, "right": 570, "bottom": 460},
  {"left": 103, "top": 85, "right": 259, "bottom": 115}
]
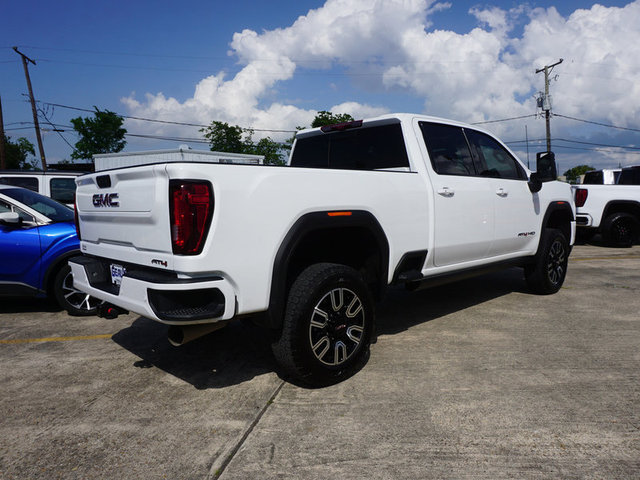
[
  {"left": 13, "top": 47, "right": 47, "bottom": 171},
  {"left": 536, "top": 58, "right": 563, "bottom": 154},
  {"left": 0, "top": 96, "right": 6, "bottom": 169}
]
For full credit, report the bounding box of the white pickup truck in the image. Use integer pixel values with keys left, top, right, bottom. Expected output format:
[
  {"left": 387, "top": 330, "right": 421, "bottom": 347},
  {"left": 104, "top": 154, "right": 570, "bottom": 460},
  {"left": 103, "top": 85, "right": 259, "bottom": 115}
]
[
  {"left": 70, "top": 114, "right": 576, "bottom": 386},
  {"left": 573, "top": 166, "right": 640, "bottom": 246}
]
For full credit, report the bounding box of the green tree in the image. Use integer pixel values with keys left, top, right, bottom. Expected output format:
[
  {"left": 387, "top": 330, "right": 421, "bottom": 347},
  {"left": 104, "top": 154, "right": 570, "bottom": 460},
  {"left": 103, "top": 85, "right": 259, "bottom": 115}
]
[
  {"left": 200, "top": 121, "right": 245, "bottom": 154},
  {"left": 563, "top": 165, "right": 595, "bottom": 184},
  {"left": 310, "top": 110, "right": 354, "bottom": 128},
  {"left": 70, "top": 108, "right": 126, "bottom": 161},
  {"left": 201, "top": 121, "right": 287, "bottom": 165},
  {"left": 2, "top": 135, "right": 37, "bottom": 170}
]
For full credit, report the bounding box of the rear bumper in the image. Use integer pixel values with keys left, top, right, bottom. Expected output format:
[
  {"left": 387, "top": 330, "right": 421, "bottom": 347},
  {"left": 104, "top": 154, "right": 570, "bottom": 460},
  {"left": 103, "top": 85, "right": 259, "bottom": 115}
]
[
  {"left": 69, "top": 256, "right": 236, "bottom": 325},
  {"left": 576, "top": 213, "right": 593, "bottom": 227}
]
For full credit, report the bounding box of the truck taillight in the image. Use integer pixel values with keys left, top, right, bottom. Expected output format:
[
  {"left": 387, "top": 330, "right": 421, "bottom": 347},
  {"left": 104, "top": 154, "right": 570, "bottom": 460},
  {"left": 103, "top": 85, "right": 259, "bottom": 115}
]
[
  {"left": 169, "top": 180, "right": 213, "bottom": 255},
  {"left": 74, "top": 201, "right": 81, "bottom": 241},
  {"left": 575, "top": 188, "right": 588, "bottom": 208}
]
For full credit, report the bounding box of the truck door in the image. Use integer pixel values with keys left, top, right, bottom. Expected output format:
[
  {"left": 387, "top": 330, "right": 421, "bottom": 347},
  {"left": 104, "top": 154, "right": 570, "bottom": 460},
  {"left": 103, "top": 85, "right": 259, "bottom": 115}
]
[
  {"left": 419, "top": 122, "right": 494, "bottom": 267},
  {"left": 465, "top": 129, "right": 540, "bottom": 256}
]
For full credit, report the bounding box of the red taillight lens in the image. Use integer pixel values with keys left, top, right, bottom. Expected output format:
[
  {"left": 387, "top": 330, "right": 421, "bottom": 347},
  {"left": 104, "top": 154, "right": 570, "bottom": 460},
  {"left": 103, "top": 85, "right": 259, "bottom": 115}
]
[
  {"left": 169, "top": 180, "right": 213, "bottom": 255},
  {"left": 575, "top": 188, "right": 588, "bottom": 208}
]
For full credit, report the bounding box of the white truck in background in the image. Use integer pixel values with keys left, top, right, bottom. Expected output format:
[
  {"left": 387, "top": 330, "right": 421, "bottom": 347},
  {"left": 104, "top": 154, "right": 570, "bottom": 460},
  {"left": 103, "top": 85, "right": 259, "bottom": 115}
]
[
  {"left": 581, "top": 168, "right": 621, "bottom": 185},
  {"left": 70, "top": 114, "right": 576, "bottom": 386},
  {"left": 573, "top": 166, "right": 640, "bottom": 246}
]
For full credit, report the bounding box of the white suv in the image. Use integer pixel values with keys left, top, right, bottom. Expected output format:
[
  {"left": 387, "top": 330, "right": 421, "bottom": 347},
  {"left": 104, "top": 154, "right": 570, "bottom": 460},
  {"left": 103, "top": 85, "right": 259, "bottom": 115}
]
[{"left": 0, "top": 171, "right": 85, "bottom": 206}]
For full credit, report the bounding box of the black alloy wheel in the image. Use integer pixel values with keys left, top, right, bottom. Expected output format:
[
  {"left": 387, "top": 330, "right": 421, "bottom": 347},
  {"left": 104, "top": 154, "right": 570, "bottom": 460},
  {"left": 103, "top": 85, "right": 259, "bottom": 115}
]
[{"left": 272, "top": 263, "right": 374, "bottom": 387}]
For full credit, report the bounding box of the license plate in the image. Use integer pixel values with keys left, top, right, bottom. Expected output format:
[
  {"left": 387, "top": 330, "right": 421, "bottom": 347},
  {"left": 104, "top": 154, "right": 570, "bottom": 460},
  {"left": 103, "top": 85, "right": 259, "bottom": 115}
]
[{"left": 110, "top": 264, "right": 126, "bottom": 286}]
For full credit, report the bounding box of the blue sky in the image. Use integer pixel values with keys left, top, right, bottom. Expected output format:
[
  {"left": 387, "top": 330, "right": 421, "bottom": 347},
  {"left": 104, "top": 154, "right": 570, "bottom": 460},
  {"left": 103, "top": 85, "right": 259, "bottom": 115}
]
[{"left": 2, "top": 0, "right": 639, "bottom": 173}]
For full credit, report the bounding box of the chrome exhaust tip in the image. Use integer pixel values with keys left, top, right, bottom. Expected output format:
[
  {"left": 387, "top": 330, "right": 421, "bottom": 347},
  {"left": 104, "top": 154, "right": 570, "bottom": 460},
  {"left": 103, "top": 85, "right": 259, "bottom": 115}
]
[{"left": 167, "top": 322, "right": 228, "bottom": 346}]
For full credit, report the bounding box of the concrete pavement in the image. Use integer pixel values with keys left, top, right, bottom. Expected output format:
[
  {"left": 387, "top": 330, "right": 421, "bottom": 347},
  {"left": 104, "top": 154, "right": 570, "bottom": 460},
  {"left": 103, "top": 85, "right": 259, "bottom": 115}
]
[{"left": 0, "top": 245, "right": 638, "bottom": 479}]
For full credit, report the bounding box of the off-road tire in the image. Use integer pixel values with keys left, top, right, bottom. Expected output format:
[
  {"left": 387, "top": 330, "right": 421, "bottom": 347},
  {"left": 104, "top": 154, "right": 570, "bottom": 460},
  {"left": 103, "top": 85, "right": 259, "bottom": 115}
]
[
  {"left": 602, "top": 212, "right": 638, "bottom": 247},
  {"left": 524, "top": 228, "right": 569, "bottom": 295},
  {"left": 53, "top": 264, "right": 100, "bottom": 316},
  {"left": 272, "top": 263, "right": 374, "bottom": 387}
]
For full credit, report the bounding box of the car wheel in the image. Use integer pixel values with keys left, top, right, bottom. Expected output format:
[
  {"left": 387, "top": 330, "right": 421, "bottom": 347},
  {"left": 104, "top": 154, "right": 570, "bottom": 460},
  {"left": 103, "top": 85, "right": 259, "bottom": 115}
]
[
  {"left": 524, "top": 228, "right": 569, "bottom": 295},
  {"left": 272, "top": 263, "right": 374, "bottom": 387},
  {"left": 53, "top": 264, "right": 100, "bottom": 316},
  {"left": 602, "top": 213, "right": 637, "bottom": 247}
]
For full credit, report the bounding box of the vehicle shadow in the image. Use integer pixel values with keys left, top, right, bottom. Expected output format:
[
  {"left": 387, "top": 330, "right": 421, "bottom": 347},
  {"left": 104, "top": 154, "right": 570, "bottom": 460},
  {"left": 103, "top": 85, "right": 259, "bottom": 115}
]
[
  {"left": 111, "top": 267, "right": 530, "bottom": 389},
  {"left": 112, "top": 316, "right": 277, "bottom": 390},
  {"left": 0, "top": 297, "right": 62, "bottom": 314},
  {"left": 376, "top": 267, "right": 528, "bottom": 336},
  {"left": 575, "top": 232, "right": 639, "bottom": 248}
]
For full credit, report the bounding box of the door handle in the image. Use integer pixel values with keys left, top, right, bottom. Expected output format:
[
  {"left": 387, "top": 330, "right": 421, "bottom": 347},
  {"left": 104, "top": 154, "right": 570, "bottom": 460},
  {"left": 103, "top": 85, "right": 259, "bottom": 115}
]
[
  {"left": 437, "top": 187, "right": 454, "bottom": 197},
  {"left": 496, "top": 188, "right": 508, "bottom": 197}
]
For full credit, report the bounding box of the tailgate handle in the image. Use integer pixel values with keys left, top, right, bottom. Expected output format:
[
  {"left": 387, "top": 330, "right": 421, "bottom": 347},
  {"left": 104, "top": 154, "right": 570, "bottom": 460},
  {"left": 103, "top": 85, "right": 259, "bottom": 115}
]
[{"left": 96, "top": 175, "right": 112, "bottom": 188}]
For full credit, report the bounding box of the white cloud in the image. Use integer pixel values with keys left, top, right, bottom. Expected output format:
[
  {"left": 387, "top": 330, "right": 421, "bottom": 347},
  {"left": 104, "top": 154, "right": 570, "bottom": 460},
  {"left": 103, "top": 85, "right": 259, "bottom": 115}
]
[{"left": 122, "top": 0, "right": 640, "bottom": 167}]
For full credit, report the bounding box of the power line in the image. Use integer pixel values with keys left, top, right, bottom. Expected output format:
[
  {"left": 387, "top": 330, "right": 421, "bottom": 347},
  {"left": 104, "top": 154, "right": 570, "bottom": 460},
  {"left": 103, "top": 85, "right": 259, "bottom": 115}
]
[
  {"left": 555, "top": 137, "right": 640, "bottom": 151},
  {"left": 37, "top": 106, "right": 75, "bottom": 150},
  {"left": 471, "top": 114, "right": 537, "bottom": 125},
  {"left": 506, "top": 137, "right": 640, "bottom": 151},
  {"left": 41, "top": 101, "right": 297, "bottom": 133},
  {"left": 555, "top": 113, "right": 640, "bottom": 133}
]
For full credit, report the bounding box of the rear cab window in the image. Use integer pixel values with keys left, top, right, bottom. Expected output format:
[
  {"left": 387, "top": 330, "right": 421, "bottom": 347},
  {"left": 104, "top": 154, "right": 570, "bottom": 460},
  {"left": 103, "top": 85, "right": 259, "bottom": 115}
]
[
  {"left": 291, "top": 123, "right": 410, "bottom": 171},
  {"left": 583, "top": 171, "right": 604, "bottom": 184}
]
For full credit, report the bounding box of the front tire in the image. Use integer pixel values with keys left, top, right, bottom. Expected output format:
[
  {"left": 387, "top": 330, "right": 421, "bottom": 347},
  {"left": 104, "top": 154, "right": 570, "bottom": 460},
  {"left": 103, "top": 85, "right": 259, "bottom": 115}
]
[
  {"left": 524, "top": 228, "right": 569, "bottom": 295},
  {"left": 272, "top": 263, "right": 374, "bottom": 387},
  {"left": 53, "top": 264, "right": 100, "bottom": 316}
]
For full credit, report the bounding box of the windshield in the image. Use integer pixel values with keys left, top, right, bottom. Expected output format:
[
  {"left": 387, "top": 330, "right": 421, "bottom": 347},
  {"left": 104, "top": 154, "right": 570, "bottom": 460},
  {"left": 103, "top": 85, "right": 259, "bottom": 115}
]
[{"left": 2, "top": 187, "right": 74, "bottom": 223}]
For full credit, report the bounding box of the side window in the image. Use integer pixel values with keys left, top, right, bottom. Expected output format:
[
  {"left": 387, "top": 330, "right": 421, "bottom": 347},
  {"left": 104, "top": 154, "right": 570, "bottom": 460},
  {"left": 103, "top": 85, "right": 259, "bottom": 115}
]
[
  {"left": 50, "top": 177, "right": 77, "bottom": 204},
  {"left": 0, "top": 176, "right": 39, "bottom": 191},
  {"left": 419, "top": 122, "right": 476, "bottom": 176},
  {"left": 0, "top": 199, "right": 11, "bottom": 213},
  {"left": 14, "top": 206, "right": 36, "bottom": 224},
  {"left": 465, "top": 130, "right": 526, "bottom": 180}
]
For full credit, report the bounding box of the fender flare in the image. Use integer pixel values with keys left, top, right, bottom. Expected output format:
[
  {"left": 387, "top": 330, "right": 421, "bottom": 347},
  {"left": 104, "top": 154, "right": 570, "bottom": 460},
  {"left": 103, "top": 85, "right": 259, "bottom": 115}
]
[
  {"left": 539, "top": 201, "right": 575, "bottom": 248},
  {"left": 266, "top": 210, "right": 389, "bottom": 329},
  {"left": 602, "top": 200, "right": 640, "bottom": 223}
]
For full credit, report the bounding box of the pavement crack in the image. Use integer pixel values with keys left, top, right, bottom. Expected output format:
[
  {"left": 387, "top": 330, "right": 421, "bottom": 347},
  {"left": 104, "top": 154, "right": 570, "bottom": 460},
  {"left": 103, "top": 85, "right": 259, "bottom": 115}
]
[{"left": 208, "top": 380, "right": 285, "bottom": 479}]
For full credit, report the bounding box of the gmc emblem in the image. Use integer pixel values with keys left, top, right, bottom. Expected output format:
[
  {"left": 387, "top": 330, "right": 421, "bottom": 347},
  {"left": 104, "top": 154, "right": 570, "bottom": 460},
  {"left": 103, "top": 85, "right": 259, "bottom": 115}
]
[{"left": 92, "top": 193, "right": 119, "bottom": 208}]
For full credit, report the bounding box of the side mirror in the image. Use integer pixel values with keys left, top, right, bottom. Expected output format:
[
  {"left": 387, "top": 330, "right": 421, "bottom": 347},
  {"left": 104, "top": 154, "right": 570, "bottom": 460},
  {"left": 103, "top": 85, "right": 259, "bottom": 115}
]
[
  {"left": 0, "top": 211, "right": 21, "bottom": 225},
  {"left": 535, "top": 151, "right": 557, "bottom": 182}
]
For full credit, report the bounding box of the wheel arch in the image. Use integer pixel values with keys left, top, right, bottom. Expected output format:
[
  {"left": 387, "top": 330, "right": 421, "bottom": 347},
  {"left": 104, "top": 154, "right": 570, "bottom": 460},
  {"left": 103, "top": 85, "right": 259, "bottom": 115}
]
[
  {"left": 266, "top": 210, "right": 389, "bottom": 329},
  {"left": 542, "top": 201, "right": 574, "bottom": 242},
  {"left": 43, "top": 250, "right": 80, "bottom": 296},
  {"left": 602, "top": 200, "right": 640, "bottom": 226}
]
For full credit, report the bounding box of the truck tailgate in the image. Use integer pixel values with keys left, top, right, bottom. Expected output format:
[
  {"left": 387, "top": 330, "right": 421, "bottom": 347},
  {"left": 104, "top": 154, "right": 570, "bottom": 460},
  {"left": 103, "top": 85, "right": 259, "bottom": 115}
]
[{"left": 75, "top": 165, "right": 173, "bottom": 266}]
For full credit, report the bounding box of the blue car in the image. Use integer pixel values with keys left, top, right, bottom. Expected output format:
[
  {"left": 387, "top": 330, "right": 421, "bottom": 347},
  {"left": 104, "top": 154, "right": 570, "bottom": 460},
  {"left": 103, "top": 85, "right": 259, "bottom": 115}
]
[{"left": 0, "top": 185, "right": 99, "bottom": 315}]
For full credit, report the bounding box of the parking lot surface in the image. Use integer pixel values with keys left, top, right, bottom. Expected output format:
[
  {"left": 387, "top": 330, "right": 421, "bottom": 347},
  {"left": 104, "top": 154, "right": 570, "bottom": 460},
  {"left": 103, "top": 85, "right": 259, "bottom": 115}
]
[{"left": 1, "top": 244, "right": 639, "bottom": 479}]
